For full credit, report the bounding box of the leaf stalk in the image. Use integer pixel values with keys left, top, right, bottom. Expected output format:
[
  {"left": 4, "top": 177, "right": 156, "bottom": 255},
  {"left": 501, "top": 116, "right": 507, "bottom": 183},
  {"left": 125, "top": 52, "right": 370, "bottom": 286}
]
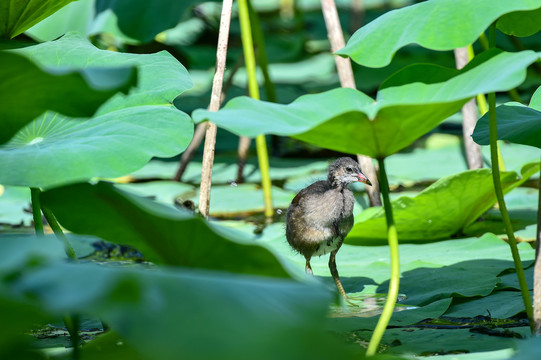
[
  {"left": 238, "top": 0, "right": 274, "bottom": 218},
  {"left": 31, "top": 187, "right": 44, "bottom": 236},
  {"left": 366, "top": 158, "right": 400, "bottom": 356},
  {"left": 487, "top": 91, "right": 534, "bottom": 332},
  {"left": 41, "top": 205, "right": 77, "bottom": 261}
]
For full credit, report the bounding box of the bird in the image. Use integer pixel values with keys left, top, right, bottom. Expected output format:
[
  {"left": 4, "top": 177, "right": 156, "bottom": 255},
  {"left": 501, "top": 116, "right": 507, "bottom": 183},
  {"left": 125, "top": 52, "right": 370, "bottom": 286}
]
[{"left": 285, "top": 157, "right": 372, "bottom": 298}]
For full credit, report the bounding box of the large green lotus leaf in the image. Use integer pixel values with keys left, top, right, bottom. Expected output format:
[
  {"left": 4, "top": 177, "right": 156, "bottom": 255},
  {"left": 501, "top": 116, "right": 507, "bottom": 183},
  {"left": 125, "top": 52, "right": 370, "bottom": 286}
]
[
  {"left": 14, "top": 32, "right": 193, "bottom": 111},
  {"left": 497, "top": 7, "right": 541, "bottom": 37},
  {"left": 41, "top": 182, "right": 291, "bottom": 277},
  {"left": 193, "top": 50, "right": 538, "bottom": 158},
  {"left": 0, "top": 0, "right": 75, "bottom": 38},
  {"left": 95, "top": 0, "right": 219, "bottom": 43},
  {"left": 346, "top": 163, "right": 540, "bottom": 245},
  {"left": 0, "top": 51, "right": 136, "bottom": 144},
  {"left": 0, "top": 33, "right": 194, "bottom": 188},
  {"left": 335, "top": 0, "right": 541, "bottom": 67},
  {"left": 14, "top": 262, "right": 357, "bottom": 360},
  {"left": 472, "top": 85, "right": 541, "bottom": 149},
  {"left": 0, "top": 109, "right": 192, "bottom": 188}
]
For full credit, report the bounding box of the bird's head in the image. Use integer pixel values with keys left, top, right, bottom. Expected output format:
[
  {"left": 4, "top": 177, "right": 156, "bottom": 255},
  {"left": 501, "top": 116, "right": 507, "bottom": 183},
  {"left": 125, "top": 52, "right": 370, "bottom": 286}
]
[{"left": 328, "top": 157, "right": 372, "bottom": 188}]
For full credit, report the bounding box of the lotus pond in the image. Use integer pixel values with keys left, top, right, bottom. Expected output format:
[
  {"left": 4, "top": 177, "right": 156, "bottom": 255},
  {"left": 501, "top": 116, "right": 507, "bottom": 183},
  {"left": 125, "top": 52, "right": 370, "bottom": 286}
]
[{"left": 1, "top": 1, "right": 541, "bottom": 360}]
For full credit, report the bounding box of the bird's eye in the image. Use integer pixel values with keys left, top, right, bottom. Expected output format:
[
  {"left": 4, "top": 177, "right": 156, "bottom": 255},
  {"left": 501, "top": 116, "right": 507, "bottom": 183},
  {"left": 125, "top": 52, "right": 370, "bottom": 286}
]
[{"left": 346, "top": 167, "right": 353, "bottom": 173}]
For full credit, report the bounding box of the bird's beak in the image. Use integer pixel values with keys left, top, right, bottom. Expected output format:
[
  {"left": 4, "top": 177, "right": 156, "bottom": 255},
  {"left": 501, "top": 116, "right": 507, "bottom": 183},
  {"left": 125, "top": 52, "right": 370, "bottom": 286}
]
[{"left": 358, "top": 172, "right": 372, "bottom": 186}]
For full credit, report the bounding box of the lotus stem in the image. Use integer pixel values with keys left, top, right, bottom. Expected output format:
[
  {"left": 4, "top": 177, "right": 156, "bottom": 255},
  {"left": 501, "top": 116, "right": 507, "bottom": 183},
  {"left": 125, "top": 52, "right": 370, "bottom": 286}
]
[
  {"left": 366, "top": 157, "right": 400, "bottom": 356},
  {"left": 63, "top": 314, "right": 81, "bottom": 359},
  {"left": 487, "top": 91, "right": 534, "bottom": 332},
  {"left": 248, "top": 0, "right": 277, "bottom": 103},
  {"left": 41, "top": 206, "right": 77, "bottom": 261},
  {"left": 486, "top": 23, "right": 531, "bottom": 330},
  {"left": 30, "top": 187, "right": 44, "bottom": 236},
  {"left": 238, "top": 0, "right": 274, "bottom": 219}
]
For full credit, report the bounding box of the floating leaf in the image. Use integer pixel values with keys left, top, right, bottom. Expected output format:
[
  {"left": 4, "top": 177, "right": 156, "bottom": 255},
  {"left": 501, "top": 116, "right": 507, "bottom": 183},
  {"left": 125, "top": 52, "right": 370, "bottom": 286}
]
[
  {"left": 382, "top": 259, "right": 516, "bottom": 306},
  {"left": 327, "top": 298, "right": 452, "bottom": 332},
  {"left": 0, "top": 51, "right": 136, "bottom": 144},
  {"left": 346, "top": 163, "right": 540, "bottom": 245},
  {"left": 194, "top": 50, "right": 538, "bottom": 158},
  {"left": 0, "top": 33, "right": 193, "bottom": 188},
  {"left": 445, "top": 290, "right": 532, "bottom": 318},
  {"left": 41, "top": 182, "right": 291, "bottom": 278},
  {"left": 181, "top": 184, "right": 295, "bottom": 217},
  {"left": 354, "top": 328, "right": 527, "bottom": 356},
  {"left": 336, "top": 0, "right": 541, "bottom": 67},
  {"left": 0, "top": 0, "right": 75, "bottom": 38}
]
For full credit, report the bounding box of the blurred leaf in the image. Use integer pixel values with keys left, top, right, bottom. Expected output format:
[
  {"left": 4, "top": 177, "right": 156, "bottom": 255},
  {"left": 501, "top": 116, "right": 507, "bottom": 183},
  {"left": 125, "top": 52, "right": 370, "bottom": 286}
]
[
  {"left": 346, "top": 163, "right": 540, "bottom": 245},
  {"left": 78, "top": 331, "right": 146, "bottom": 360},
  {"left": 95, "top": 0, "right": 219, "bottom": 43},
  {"left": 0, "top": 51, "right": 136, "bottom": 144},
  {"left": 193, "top": 50, "right": 538, "bottom": 158},
  {"left": 0, "top": 0, "right": 75, "bottom": 38},
  {"left": 15, "top": 262, "right": 357, "bottom": 360},
  {"left": 511, "top": 337, "right": 541, "bottom": 360},
  {"left": 41, "top": 182, "right": 291, "bottom": 277},
  {"left": 336, "top": 0, "right": 541, "bottom": 67},
  {"left": 0, "top": 235, "right": 67, "bottom": 272},
  {"left": 0, "top": 296, "right": 51, "bottom": 358},
  {"left": 25, "top": 0, "right": 95, "bottom": 42},
  {"left": 0, "top": 33, "right": 193, "bottom": 188},
  {"left": 497, "top": 7, "right": 541, "bottom": 37}
]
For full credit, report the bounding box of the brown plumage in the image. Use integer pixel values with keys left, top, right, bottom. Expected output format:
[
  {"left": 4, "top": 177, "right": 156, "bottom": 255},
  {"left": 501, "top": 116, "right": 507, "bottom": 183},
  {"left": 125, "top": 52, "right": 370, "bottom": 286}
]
[{"left": 285, "top": 157, "right": 372, "bottom": 297}]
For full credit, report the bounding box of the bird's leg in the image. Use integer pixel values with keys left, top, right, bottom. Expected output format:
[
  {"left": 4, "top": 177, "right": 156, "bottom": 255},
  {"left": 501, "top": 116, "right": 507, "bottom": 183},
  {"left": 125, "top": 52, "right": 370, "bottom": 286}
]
[
  {"left": 329, "top": 249, "right": 347, "bottom": 299},
  {"left": 305, "top": 257, "right": 313, "bottom": 275}
]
